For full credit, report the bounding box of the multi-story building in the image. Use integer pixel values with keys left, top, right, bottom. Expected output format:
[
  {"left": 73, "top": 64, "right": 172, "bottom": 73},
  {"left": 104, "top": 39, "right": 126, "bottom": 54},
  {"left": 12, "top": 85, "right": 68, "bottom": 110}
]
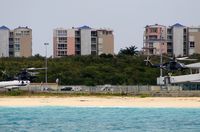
[
  {"left": 188, "top": 26, "right": 200, "bottom": 55},
  {"left": 143, "top": 24, "right": 167, "bottom": 55},
  {"left": 0, "top": 26, "right": 10, "bottom": 57},
  {"left": 53, "top": 28, "right": 68, "bottom": 57},
  {"left": 53, "top": 26, "right": 114, "bottom": 57},
  {"left": 0, "top": 26, "right": 32, "bottom": 57},
  {"left": 144, "top": 23, "right": 192, "bottom": 57},
  {"left": 97, "top": 29, "right": 114, "bottom": 55},
  {"left": 167, "top": 23, "right": 188, "bottom": 57},
  {"left": 12, "top": 27, "right": 32, "bottom": 57}
]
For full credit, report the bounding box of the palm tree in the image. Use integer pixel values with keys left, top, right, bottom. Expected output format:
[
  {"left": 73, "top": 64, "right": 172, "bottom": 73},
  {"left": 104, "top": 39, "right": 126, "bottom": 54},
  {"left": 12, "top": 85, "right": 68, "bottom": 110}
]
[{"left": 118, "top": 45, "right": 138, "bottom": 56}]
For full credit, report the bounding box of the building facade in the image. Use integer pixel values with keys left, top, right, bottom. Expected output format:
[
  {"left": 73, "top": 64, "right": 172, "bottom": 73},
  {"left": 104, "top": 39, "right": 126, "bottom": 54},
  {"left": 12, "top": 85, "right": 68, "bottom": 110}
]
[
  {"left": 12, "top": 27, "right": 32, "bottom": 57},
  {"left": 167, "top": 23, "right": 188, "bottom": 57},
  {"left": 53, "top": 26, "right": 114, "bottom": 58},
  {"left": 0, "top": 26, "right": 32, "bottom": 57},
  {"left": 188, "top": 26, "right": 200, "bottom": 55},
  {"left": 144, "top": 23, "right": 200, "bottom": 57},
  {"left": 0, "top": 26, "right": 10, "bottom": 57},
  {"left": 143, "top": 24, "right": 167, "bottom": 55}
]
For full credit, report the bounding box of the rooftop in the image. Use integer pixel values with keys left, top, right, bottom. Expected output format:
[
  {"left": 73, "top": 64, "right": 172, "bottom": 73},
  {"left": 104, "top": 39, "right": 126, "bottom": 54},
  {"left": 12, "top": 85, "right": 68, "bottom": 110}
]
[
  {"left": 172, "top": 23, "right": 185, "bottom": 27},
  {"left": 78, "top": 25, "right": 92, "bottom": 29},
  {"left": 0, "top": 26, "right": 9, "bottom": 30}
]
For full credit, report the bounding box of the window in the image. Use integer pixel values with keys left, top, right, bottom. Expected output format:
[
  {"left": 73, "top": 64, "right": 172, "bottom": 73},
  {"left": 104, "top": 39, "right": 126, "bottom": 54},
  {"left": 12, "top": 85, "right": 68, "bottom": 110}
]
[
  {"left": 75, "top": 45, "right": 81, "bottom": 51},
  {"left": 9, "top": 52, "right": 14, "bottom": 56},
  {"left": 167, "top": 42, "right": 172, "bottom": 47},
  {"left": 167, "top": 29, "right": 172, "bottom": 34},
  {"left": 75, "top": 38, "right": 80, "bottom": 44},
  {"left": 75, "top": 51, "right": 81, "bottom": 55},
  {"left": 15, "top": 33, "right": 21, "bottom": 36},
  {"left": 15, "top": 44, "right": 20, "bottom": 51},
  {"left": 190, "top": 42, "right": 195, "bottom": 48},
  {"left": 91, "top": 51, "right": 97, "bottom": 55},
  {"left": 58, "top": 37, "right": 67, "bottom": 43},
  {"left": 57, "top": 30, "right": 67, "bottom": 36},
  {"left": 9, "top": 38, "right": 14, "bottom": 41},
  {"left": 91, "top": 44, "right": 97, "bottom": 51},
  {"left": 184, "top": 36, "right": 187, "bottom": 41},
  {"left": 167, "top": 49, "right": 172, "bottom": 53},
  {"left": 75, "top": 31, "right": 80, "bottom": 36},
  {"left": 91, "top": 31, "right": 97, "bottom": 36},
  {"left": 149, "top": 35, "right": 157, "bottom": 40},
  {"left": 58, "top": 44, "right": 67, "bottom": 49},
  {"left": 15, "top": 38, "right": 20, "bottom": 42},
  {"left": 58, "top": 51, "right": 67, "bottom": 56},
  {"left": 149, "top": 43, "right": 153, "bottom": 48},
  {"left": 167, "top": 36, "right": 173, "bottom": 40},
  {"left": 150, "top": 28, "right": 157, "bottom": 33},
  {"left": 9, "top": 45, "right": 14, "bottom": 48},
  {"left": 91, "top": 38, "right": 97, "bottom": 43},
  {"left": 184, "top": 28, "right": 187, "bottom": 34}
]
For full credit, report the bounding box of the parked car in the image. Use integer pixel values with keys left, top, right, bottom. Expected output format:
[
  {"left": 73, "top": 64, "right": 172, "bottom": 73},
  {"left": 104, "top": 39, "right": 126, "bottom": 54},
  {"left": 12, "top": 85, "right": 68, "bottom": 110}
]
[
  {"left": 60, "top": 86, "right": 82, "bottom": 91},
  {"left": 60, "top": 86, "right": 73, "bottom": 91}
]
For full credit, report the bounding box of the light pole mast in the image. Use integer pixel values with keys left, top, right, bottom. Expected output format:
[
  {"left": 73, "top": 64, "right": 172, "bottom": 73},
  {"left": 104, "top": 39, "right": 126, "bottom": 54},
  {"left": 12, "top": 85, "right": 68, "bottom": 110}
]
[{"left": 44, "top": 43, "right": 49, "bottom": 84}]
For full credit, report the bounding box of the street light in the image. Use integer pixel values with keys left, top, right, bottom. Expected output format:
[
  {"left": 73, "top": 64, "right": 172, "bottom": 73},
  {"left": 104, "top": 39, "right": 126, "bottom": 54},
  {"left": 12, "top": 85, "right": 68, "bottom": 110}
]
[{"left": 44, "top": 43, "right": 49, "bottom": 84}]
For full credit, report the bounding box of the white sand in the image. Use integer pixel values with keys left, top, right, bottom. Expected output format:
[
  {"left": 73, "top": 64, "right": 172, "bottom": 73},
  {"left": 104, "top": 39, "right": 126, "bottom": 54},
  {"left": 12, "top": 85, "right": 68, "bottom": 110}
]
[{"left": 0, "top": 97, "right": 200, "bottom": 108}]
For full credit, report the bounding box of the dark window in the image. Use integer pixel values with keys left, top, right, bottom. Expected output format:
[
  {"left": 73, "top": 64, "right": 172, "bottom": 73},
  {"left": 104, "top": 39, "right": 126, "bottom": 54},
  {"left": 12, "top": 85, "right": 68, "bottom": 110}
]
[
  {"left": 190, "top": 42, "right": 195, "bottom": 48},
  {"left": 167, "top": 29, "right": 172, "bottom": 34},
  {"left": 75, "top": 51, "right": 81, "bottom": 55},
  {"left": 58, "top": 44, "right": 67, "bottom": 49},
  {"left": 91, "top": 38, "right": 97, "bottom": 43},
  {"left": 75, "top": 45, "right": 81, "bottom": 51},
  {"left": 9, "top": 45, "right": 14, "bottom": 48},
  {"left": 150, "top": 28, "right": 157, "bottom": 33},
  {"left": 167, "top": 36, "right": 173, "bottom": 40},
  {"left": 75, "top": 38, "right": 80, "bottom": 44},
  {"left": 149, "top": 35, "right": 157, "bottom": 40},
  {"left": 75, "top": 31, "right": 80, "bottom": 36},
  {"left": 91, "top": 45, "right": 97, "bottom": 51},
  {"left": 91, "top": 31, "right": 97, "bottom": 36},
  {"left": 91, "top": 51, "right": 97, "bottom": 55}
]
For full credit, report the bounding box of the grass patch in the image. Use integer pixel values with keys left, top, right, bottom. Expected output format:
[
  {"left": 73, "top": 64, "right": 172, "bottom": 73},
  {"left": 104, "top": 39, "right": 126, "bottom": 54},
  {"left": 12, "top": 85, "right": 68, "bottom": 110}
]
[
  {"left": 5, "top": 90, "right": 24, "bottom": 96},
  {"left": 139, "top": 94, "right": 151, "bottom": 98},
  {"left": 0, "top": 91, "right": 136, "bottom": 97}
]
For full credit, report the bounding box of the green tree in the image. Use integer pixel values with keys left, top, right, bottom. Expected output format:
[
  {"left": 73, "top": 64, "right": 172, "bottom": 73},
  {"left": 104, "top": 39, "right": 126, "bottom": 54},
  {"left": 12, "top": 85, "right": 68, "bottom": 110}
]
[{"left": 118, "top": 45, "right": 138, "bottom": 56}]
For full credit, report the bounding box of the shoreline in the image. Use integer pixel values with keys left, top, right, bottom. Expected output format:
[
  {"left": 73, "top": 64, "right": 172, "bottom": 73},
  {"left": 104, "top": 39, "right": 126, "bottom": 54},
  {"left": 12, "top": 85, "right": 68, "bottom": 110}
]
[{"left": 1, "top": 96, "right": 200, "bottom": 108}]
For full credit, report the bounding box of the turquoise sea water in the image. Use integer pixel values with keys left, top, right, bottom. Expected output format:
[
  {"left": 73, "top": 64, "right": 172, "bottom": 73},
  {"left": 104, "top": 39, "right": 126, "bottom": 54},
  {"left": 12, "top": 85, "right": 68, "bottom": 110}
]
[{"left": 0, "top": 107, "right": 200, "bottom": 132}]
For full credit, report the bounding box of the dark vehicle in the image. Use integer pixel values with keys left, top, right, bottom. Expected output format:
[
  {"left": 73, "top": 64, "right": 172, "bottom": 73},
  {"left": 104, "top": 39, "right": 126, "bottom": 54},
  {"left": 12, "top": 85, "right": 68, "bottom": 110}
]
[{"left": 60, "top": 86, "right": 73, "bottom": 91}]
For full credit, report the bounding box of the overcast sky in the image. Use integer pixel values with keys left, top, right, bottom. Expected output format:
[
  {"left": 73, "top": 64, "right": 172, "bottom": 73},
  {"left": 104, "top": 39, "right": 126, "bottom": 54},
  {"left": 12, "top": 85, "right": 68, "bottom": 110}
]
[{"left": 0, "top": 0, "right": 200, "bottom": 56}]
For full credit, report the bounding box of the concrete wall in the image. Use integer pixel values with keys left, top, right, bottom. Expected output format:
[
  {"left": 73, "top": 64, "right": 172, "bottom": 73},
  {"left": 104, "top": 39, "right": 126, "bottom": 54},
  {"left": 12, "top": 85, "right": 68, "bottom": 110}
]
[
  {"left": 20, "top": 34, "right": 32, "bottom": 57},
  {"left": 0, "top": 29, "right": 9, "bottom": 57},
  {"left": 81, "top": 29, "right": 91, "bottom": 55},
  {"left": 173, "top": 27, "right": 184, "bottom": 57},
  {"left": 67, "top": 29, "right": 75, "bottom": 55},
  {"left": 13, "top": 27, "right": 32, "bottom": 57},
  {"left": 97, "top": 30, "right": 114, "bottom": 55},
  {"left": 189, "top": 28, "right": 200, "bottom": 55}
]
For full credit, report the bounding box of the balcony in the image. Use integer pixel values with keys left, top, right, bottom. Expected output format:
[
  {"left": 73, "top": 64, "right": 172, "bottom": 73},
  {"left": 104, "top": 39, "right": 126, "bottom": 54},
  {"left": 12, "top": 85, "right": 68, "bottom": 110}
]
[
  {"left": 91, "top": 44, "right": 97, "bottom": 51},
  {"left": 75, "top": 31, "right": 80, "bottom": 37},
  {"left": 91, "top": 31, "right": 97, "bottom": 37}
]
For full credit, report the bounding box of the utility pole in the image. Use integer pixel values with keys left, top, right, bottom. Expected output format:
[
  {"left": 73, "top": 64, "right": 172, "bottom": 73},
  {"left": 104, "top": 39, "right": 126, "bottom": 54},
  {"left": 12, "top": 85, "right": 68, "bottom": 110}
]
[{"left": 44, "top": 43, "right": 49, "bottom": 84}]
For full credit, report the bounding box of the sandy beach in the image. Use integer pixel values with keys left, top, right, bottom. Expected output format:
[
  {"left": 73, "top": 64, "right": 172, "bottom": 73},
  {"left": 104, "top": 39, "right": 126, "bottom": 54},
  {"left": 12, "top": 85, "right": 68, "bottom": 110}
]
[{"left": 0, "top": 96, "right": 200, "bottom": 108}]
